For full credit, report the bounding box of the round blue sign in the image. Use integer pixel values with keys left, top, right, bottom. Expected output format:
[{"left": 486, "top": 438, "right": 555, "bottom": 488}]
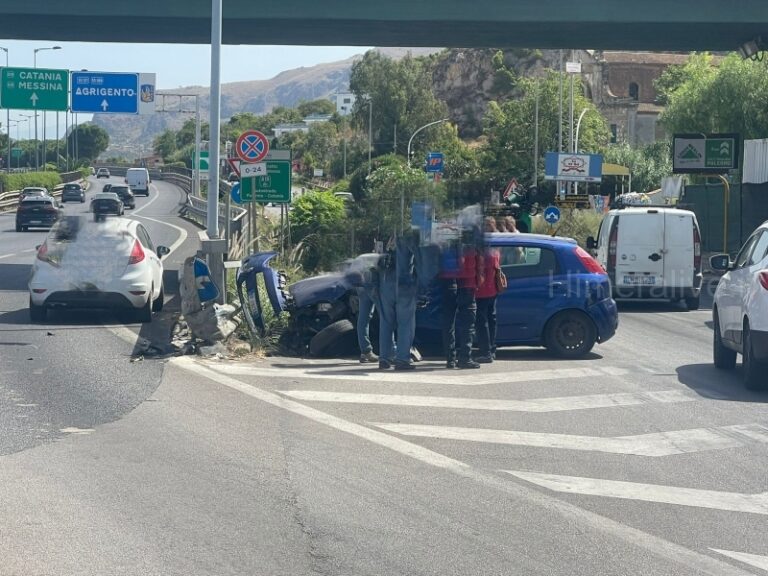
[
  {"left": 231, "top": 182, "right": 242, "bottom": 204},
  {"left": 544, "top": 205, "right": 561, "bottom": 225}
]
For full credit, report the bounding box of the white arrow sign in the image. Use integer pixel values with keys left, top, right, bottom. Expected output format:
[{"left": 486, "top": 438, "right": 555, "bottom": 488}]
[
  {"left": 240, "top": 162, "right": 267, "bottom": 178},
  {"left": 101, "top": 99, "right": 109, "bottom": 111},
  {"left": 30, "top": 92, "right": 39, "bottom": 107}
]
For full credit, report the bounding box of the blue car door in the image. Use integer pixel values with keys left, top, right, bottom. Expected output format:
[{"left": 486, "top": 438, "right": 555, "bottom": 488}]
[{"left": 495, "top": 244, "right": 564, "bottom": 344}]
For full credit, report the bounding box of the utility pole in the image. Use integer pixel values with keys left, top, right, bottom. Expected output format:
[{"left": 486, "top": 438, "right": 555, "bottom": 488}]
[
  {"left": 533, "top": 79, "right": 540, "bottom": 188},
  {"left": 393, "top": 123, "right": 397, "bottom": 154}
]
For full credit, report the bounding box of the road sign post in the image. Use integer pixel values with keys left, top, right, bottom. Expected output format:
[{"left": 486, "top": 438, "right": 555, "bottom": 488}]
[{"left": 1, "top": 67, "right": 68, "bottom": 111}]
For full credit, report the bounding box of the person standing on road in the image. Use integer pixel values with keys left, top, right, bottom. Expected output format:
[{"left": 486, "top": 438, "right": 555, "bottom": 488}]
[
  {"left": 475, "top": 217, "right": 501, "bottom": 363},
  {"left": 440, "top": 228, "right": 483, "bottom": 369},
  {"left": 356, "top": 264, "right": 378, "bottom": 364},
  {"left": 372, "top": 241, "right": 397, "bottom": 370}
]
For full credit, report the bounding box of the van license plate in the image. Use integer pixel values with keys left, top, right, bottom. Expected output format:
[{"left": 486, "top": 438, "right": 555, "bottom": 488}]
[
  {"left": 624, "top": 275, "right": 656, "bottom": 285},
  {"left": 29, "top": 220, "right": 42, "bottom": 224}
]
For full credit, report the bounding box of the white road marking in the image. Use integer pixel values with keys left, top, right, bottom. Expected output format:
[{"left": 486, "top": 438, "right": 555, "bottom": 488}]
[
  {"left": 375, "top": 423, "right": 768, "bottom": 456},
  {"left": 280, "top": 389, "right": 694, "bottom": 412},
  {"left": 131, "top": 213, "right": 188, "bottom": 259},
  {"left": 0, "top": 253, "right": 17, "bottom": 260},
  {"left": 171, "top": 357, "right": 755, "bottom": 576},
  {"left": 711, "top": 549, "right": 768, "bottom": 572},
  {"left": 130, "top": 183, "right": 161, "bottom": 216},
  {"left": 207, "top": 362, "right": 630, "bottom": 386},
  {"left": 505, "top": 470, "right": 768, "bottom": 515}
]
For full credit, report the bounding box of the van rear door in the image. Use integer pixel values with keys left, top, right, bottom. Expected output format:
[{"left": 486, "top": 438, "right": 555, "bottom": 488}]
[
  {"left": 614, "top": 211, "right": 665, "bottom": 289},
  {"left": 663, "top": 212, "right": 695, "bottom": 288}
]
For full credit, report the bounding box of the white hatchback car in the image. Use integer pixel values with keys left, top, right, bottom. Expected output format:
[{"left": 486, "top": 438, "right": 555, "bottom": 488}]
[
  {"left": 711, "top": 220, "right": 768, "bottom": 390},
  {"left": 29, "top": 216, "right": 169, "bottom": 323}
]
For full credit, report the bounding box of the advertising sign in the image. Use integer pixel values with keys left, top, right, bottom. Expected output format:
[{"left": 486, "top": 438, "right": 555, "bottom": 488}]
[{"left": 544, "top": 152, "right": 603, "bottom": 183}]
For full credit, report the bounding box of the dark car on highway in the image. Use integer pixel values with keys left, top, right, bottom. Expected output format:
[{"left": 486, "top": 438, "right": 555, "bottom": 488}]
[
  {"left": 16, "top": 196, "right": 61, "bottom": 232},
  {"left": 61, "top": 182, "right": 86, "bottom": 203},
  {"left": 102, "top": 183, "right": 112, "bottom": 192},
  {"left": 90, "top": 192, "right": 124, "bottom": 220},
  {"left": 109, "top": 185, "right": 136, "bottom": 209}
]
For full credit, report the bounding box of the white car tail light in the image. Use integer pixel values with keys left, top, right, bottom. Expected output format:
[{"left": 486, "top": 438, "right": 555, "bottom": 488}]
[
  {"left": 127, "top": 240, "right": 145, "bottom": 265},
  {"left": 759, "top": 270, "right": 768, "bottom": 291}
]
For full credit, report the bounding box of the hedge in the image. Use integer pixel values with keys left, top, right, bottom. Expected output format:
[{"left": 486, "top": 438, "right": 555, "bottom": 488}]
[{"left": 0, "top": 172, "right": 62, "bottom": 194}]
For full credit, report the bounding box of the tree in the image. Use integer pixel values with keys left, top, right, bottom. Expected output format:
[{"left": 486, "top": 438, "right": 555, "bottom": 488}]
[
  {"left": 289, "top": 191, "right": 349, "bottom": 272},
  {"left": 658, "top": 53, "right": 768, "bottom": 139},
  {"left": 349, "top": 51, "right": 449, "bottom": 158},
  {"left": 604, "top": 141, "right": 672, "bottom": 194},
  {"left": 153, "top": 129, "right": 178, "bottom": 159},
  {"left": 481, "top": 71, "right": 609, "bottom": 188},
  {"left": 297, "top": 99, "right": 336, "bottom": 117},
  {"left": 67, "top": 123, "right": 109, "bottom": 163}
]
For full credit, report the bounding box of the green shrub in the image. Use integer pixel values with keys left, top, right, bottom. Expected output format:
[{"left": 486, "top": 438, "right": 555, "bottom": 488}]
[
  {"left": 532, "top": 209, "right": 603, "bottom": 248},
  {"left": 0, "top": 171, "right": 62, "bottom": 194}
]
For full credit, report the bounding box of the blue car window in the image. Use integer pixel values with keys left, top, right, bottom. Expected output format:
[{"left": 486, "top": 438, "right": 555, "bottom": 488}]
[{"left": 500, "top": 246, "right": 558, "bottom": 279}]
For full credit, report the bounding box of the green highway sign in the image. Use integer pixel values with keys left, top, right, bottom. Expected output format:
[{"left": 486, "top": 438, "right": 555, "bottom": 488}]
[
  {"left": 1, "top": 67, "right": 69, "bottom": 111},
  {"left": 240, "top": 160, "right": 291, "bottom": 203},
  {"left": 672, "top": 133, "right": 739, "bottom": 174},
  {"left": 11, "top": 147, "right": 23, "bottom": 158},
  {"left": 198, "top": 150, "right": 209, "bottom": 171}
]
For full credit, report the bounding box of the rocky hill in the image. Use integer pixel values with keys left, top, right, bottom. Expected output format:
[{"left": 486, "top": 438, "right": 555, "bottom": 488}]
[{"left": 97, "top": 47, "right": 440, "bottom": 156}]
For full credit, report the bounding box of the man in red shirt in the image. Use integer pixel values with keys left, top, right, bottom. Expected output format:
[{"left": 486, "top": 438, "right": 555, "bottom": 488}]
[{"left": 475, "top": 217, "right": 501, "bottom": 362}]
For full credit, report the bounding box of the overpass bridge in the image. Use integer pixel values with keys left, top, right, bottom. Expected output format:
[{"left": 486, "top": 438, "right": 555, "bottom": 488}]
[{"left": 1, "top": 1, "right": 766, "bottom": 52}]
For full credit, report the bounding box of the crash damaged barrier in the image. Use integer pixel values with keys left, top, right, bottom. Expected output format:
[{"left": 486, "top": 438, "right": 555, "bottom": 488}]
[{"left": 179, "top": 255, "right": 239, "bottom": 348}]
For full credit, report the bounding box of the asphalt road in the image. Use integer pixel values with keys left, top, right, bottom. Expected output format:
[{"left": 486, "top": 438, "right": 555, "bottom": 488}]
[{"left": 0, "top": 191, "right": 766, "bottom": 575}]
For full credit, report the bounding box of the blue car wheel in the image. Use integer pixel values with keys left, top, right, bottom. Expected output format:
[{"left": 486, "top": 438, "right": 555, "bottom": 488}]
[{"left": 544, "top": 310, "right": 597, "bottom": 358}]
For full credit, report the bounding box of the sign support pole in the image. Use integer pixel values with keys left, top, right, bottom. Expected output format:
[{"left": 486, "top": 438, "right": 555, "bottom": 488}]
[
  {"left": 207, "top": 0, "right": 222, "bottom": 238},
  {"left": 194, "top": 95, "right": 201, "bottom": 199},
  {"left": 716, "top": 174, "right": 730, "bottom": 254}
]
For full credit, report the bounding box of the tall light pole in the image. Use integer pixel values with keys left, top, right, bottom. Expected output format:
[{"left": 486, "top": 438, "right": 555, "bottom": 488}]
[
  {"left": 404, "top": 117, "right": 450, "bottom": 233},
  {"left": 33, "top": 46, "right": 61, "bottom": 171},
  {"left": 20, "top": 113, "right": 34, "bottom": 167},
  {"left": 0, "top": 47, "right": 9, "bottom": 172},
  {"left": 573, "top": 107, "right": 589, "bottom": 194},
  {"left": 9, "top": 119, "right": 26, "bottom": 169},
  {"left": 407, "top": 118, "right": 449, "bottom": 168},
  {"left": 365, "top": 97, "right": 373, "bottom": 175}
]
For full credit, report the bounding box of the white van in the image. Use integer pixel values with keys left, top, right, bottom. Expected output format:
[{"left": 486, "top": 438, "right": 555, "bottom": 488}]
[
  {"left": 587, "top": 207, "right": 703, "bottom": 309},
  {"left": 125, "top": 167, "right": 151, "bottom": 196}
]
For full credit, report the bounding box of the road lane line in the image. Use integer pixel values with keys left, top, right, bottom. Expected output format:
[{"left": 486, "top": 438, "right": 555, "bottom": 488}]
[
  {"left": 711, "top": 550, "right": 768, "bottom": 572},
  {"left": 505, "top": 470, "right": 768, "bottom": 515},
  {"left": 206, "top": 362, "right": 631, "bottom": 386},
  {"left": 170, "top": 356, "right": 755, "bottom": 576},
  {"left": 280, "top": 389, "right": 695, "bottom": 412},
  {"left": 374, "top": 422, "right": 766, "bottom": 456}
]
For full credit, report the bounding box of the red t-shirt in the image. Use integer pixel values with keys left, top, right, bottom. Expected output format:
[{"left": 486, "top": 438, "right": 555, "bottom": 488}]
[{"left": 476, "top": 248, "right": 500, "bottom": 299}]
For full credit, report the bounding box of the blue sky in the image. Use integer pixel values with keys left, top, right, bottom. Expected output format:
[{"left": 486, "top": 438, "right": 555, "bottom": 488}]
[{"left": 1, "top": 40, "right": 370, "bottom": 135}]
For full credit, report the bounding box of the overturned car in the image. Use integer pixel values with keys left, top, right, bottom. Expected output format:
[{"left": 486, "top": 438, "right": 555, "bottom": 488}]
[{"left": 236, "top": 231, "right": 619, "bottom": 359}]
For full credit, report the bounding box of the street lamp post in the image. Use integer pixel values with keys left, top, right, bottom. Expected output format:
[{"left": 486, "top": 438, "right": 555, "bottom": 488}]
[
  {"left": 0, "top": 47, "right": 9, "bottom": 172},
  {"left": 573, "top": 107, "right": 590, "bottom": 194},
  {"left": 33, "top": 46, "right": 61, "bottom": 171},
  {"left": 365, "top": 97, "right": 373, "bottom": 175},
  {"left": 403, "top": 117, "right": 450, "bottom": 232},
  {"left": 20, "top": 113, "right": 33, "bottom": 167},
  {"left": 406, "top": 118, "right": 450, "bottom": 168}
]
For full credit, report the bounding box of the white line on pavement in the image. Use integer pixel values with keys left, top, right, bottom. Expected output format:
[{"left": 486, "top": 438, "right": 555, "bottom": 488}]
[
  {"left": 711, "top": 550, "right": 768, "bottom": 572},
  {"left": 207, "top": 362, "right": 630, "bottom": 386},
  {"left": 505, "top": 470, "right": 768, "bottom": 515},
  {"left": 170, "top": 357, "right": 755, "bottom": 576},
  {"left": 279, "top": 389, "right": 694, "bottom": 412},
  {"left": 131, "top": 213, "right": 188, "bottom": 259},
  {"left": 374, "top": 423, "right": 768, "bottom": 456}
]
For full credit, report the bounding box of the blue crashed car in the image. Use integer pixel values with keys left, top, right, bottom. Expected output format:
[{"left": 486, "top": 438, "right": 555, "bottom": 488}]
[{"left": 239, "top": 233, "right": 618, "bottom": 358}]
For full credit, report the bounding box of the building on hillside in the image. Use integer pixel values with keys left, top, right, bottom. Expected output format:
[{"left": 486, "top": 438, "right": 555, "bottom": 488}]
[
  {"left": 303, "top": 113, "right": 333, "bottom": 124},
  {"left": 333, "top": 92, "right": 356, "bottom": 116},
  {"left": 580, "top": 51, "right": 693, "bottom": 146},
  {"left": 273, "top": 123, "right": 311, "bottom": 138}
]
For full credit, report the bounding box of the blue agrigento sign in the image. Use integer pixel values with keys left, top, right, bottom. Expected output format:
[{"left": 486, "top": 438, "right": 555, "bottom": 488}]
[
  {"left": 71, "top": 71, "right": 139, "bottom": 114},
  {"left": 544, "top": 152, "right": 603, "bottom": 183}
]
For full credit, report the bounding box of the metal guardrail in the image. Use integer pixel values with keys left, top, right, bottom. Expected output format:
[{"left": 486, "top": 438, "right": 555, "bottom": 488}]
[{"left": 0, "top": 176, "right": 84, "bottom": 211}]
